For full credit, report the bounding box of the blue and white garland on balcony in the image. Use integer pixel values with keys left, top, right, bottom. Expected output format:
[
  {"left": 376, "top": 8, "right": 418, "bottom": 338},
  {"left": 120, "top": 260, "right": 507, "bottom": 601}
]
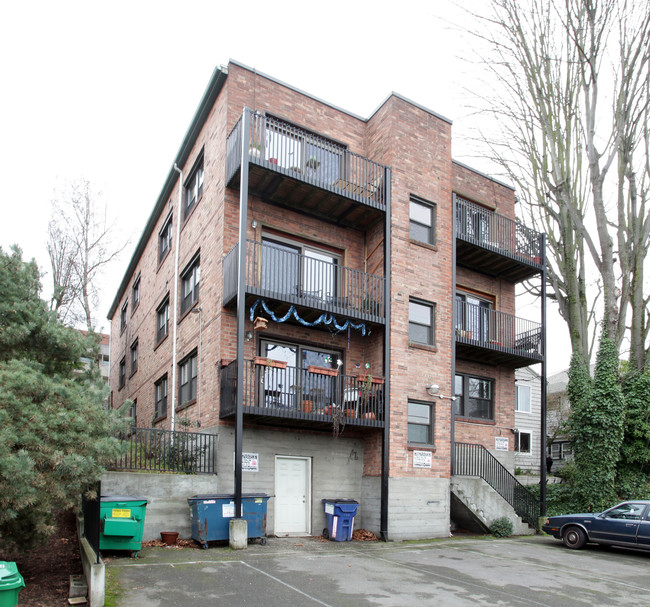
[{"left": 249, "top": 298, "right": 367, "bottom": 336}]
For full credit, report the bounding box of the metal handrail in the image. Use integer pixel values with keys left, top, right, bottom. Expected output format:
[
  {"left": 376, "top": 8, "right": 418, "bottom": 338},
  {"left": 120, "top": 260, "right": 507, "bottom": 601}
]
[
  {"left": 455, "top": 300, "right": 542, "bottom": 354},
  {"left": 110, "top": 427, "right": 217, "bottom": 474},
  {"left": 220, "top": 360, "right": 384, "bottom": 425},
  {"left": 454, "top": 442, "right": 539, "bottom": 527},
  {"left": 226, "top": 112, "right": 387, "bottom": 209},
  {"left": 455, "top": 196, "right": 543, "bottom": 262}
]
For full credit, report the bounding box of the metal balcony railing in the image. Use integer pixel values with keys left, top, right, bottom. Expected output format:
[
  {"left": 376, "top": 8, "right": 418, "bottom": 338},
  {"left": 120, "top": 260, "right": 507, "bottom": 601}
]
[
  {"left": 455, "top": 196, "right": 543, "bottom": 263},
  {"left": 454, "top": 442, "right": 540, "bottom": 527},
  {"left": 226, "top": 112, "right": 387, "bottom": 210},
  {"left": 110, "top": 427, "right": 217, "bottom": 474},
  {"left": 455, "top": 300, "right": 542, "bottom": 356},
  {"left": 223, "top": 240, "right": 385, "bottom": 320},
  {"left": 220, "top": 360, "right": 384, "bottom": 426}
]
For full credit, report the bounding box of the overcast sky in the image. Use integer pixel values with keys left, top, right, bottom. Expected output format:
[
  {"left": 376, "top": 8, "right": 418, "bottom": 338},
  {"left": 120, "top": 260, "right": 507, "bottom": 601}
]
[{"left": 0, "top": 0, "right": 570, "bottom": 373}]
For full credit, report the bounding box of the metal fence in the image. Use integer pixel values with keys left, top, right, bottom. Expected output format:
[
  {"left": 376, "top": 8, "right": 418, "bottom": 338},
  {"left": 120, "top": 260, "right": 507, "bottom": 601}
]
[
  {"left": 455, "top": 196, "right": 543, "bottom": 262},
  {"left": 111, "top": 427, "right": 217, "bottom": 474},
  {"left": 454, "top": 442, "right": 540, "bottom": 527}
]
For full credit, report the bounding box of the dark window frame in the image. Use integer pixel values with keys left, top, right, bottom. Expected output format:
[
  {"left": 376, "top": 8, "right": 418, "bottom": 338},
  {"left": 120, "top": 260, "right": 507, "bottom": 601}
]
[
  {"left": 178, "top": 350, "right": 198, "bottom": 409},
  {"left": 408, "top": 399, "right": 434, "bottom": 446},
  {"left": 409, "top": 195, "right": 437, "bottom": 246},
  {"left": 156, "top": 294, "right": 170, "bottom": 344},
  {"left": 132, "top": 275, "right": 141, "bottom": 311},
  {"left": 159, "top": 212, "right": 173, "bottom": 262},
  {"left": 180, "top": 253, "right": 200, "bottom": 316},
  {"left": 118, "top": 357, "right": 126, "bottom": 389},
  {"left": 154, "top": 374, "right": 168, "bottom": 420},
  {"left": 409, "top": 298, "right": 436, "bottom": 346},
  {"left": 120, "top": 300, "right": 128, "bottom": 332},
  {"left": 129, "top": 339, "right": 138, "bottom": 376},
  {"left": 454, "top": 373, "right": 495, "bottom": 421},
  {"left": 184, "top": 153, "right": 204, "bottom": 220}
]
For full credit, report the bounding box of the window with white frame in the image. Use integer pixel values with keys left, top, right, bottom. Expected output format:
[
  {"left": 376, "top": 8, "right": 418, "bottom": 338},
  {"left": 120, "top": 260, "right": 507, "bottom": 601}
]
[
  {"left": 180, "top": 253, "right": 200, "bottom": 315},
  {"left": 184, "top": 155, "right": 204, "bottom": 219},
  {"left": 409, "top": 195, "right": 436, "bottom": 245},
  {"left": 408, "top": 400, "right": 434, "bottom": 445},
  {"left": 515, "top": 430, "right": 532, "bottom": 453},
  {"left": 409, "top": 299, "right": 435, "bottom": 346},
  {"left": 516, "top": 384, "right": 531, "bottom": 413}
]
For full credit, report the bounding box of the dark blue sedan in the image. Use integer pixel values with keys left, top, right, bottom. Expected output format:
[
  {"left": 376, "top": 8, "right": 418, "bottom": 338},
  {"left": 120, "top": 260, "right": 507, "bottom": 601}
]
[{"left": 543, "top": 501, "right": 650, "bottom": 550}]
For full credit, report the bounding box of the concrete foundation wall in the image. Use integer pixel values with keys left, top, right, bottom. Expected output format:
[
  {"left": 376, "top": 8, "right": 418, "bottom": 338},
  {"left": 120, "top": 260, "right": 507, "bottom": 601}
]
[
  {"left": 450, "top": 476, "right": 533, "bottom": 535},
  {"left": 387, "top": 477, "right": 450, "bottom": 541},
  {"left": 101, "top": 471, "right": 218, "bottom": 540},
  {"left": 214, "top": 427, "right": 365, "bottom": 536}
]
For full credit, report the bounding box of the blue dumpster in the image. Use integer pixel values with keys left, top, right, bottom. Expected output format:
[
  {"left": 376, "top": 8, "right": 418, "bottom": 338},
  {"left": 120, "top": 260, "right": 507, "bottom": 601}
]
[
  {"left": 321, "top": 499, "right": 359, "bottom": 541},
  {"left": 187, "top": 494, "right": 269, "bottom": 548}
]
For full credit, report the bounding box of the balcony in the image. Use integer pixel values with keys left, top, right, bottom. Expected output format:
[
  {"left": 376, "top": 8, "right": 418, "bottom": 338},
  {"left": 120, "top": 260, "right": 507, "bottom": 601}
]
[
  {"left": 223, "top": 240, "right": 386, "bottom": 325},
  {"left": 455, "top": 196, "right": 544, "bottom": 282},
  {"left": 455, "top": 300, "right": 543, "bottom": 367},
  {"left": 220, "top": 360, "right": 385, "bottom": 431},
  {"left": 226, "top": 112, "right": 388, "bottom": 231}
]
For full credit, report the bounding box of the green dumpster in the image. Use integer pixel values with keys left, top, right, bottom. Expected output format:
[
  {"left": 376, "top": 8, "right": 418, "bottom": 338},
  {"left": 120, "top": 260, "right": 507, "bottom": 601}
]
[
  {"left": 99, "top": 495, "right": 148, "bottom": 556},
  {"left": 0, "top": 562, "right": 25, "bottom": 607}
]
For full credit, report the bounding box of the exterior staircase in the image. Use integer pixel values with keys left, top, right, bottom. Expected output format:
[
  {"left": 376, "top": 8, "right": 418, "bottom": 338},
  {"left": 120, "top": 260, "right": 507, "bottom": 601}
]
[{"left": 451, "top": 442, "right": 539, "bottom": 535}]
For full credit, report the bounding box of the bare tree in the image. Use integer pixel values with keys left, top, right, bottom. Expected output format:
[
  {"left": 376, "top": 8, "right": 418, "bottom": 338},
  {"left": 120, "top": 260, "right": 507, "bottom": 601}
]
[
  {"left": 47, "top": 178, "right": 128, "bottom": 331},
  {"left": 465, "top": 0, "right": 650, "bottom": 370}
]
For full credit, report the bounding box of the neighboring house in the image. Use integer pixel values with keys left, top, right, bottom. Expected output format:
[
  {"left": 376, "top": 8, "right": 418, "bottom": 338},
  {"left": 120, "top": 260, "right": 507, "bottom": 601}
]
[
  {"left": 514, "top": 367, "right": 542, "bottom": 472},
  {"left": 547, "top": 369, "right": 573, "bottom": 471},
  {"left": 107, "top": 61, "right": 546, "bottom": 540}
]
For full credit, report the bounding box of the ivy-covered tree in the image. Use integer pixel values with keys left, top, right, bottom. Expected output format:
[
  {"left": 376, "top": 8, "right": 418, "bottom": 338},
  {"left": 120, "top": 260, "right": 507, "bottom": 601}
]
[
  {"left": 0, "top": 246, "right": 125, "bottom": 549},
  {"left": 568, "top": 330, "right": 625, "bottom": 511},
  {"left": 617, "top": 368, "right": 650, "bottom": 498}
]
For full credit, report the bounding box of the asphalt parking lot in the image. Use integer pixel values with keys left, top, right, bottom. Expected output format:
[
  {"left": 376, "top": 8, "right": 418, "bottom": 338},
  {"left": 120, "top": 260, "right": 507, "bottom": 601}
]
[{"left": 106, "top": 534, "right": 650, "bottom": 606}]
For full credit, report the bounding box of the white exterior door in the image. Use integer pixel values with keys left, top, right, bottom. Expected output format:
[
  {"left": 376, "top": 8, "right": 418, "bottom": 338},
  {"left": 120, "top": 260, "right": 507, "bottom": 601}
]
[{"left": 274, "top": 456, "right": 311, "bottom": 536}]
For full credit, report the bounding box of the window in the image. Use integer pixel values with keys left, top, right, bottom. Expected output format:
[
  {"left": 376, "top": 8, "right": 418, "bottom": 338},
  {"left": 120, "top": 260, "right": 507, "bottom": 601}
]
[
  {"left": 120, "top": 301, "right": 128, "bottom": 332},
  {"left": 156, "top": 295, "right": 170, "bottom": 343},
  {"left": 130, "top": 339, "right": 138, "bottom": 375},
  {"left": 408, "top": 400, "right": 434, "bottom": 445},
  {"left": 515, "top": 430, "right": 531, "bottom": 453},
  {"left": 159, "top": 213, "right": 172, "bottom": 261},
  {"left": 155, "top": 375, "right": 168, "bottom": 419},
  {"left": 409, "top": 196, "right": 436, "bottom": 245},
  {"left": 455, "top": 292, "right": 493, "bottom": 342},
  {"left": 180, "top": 254, "right": 200, "bottom": 315},
  {"left": 409, "top": 299, "right": 435, "bottom": 346},
  {"left": 118, "top": 357, "right": 126, "bottom": 389},
  {"left": 454, "top": 373, "right": 494, "bottom": 420},
  {"left": 516, "top": 384, "right": 531, "bottom": 413},
  {"left": 132, "top": 276, "right": 141, "bottom": 310},
  {"left": 550, "top": 442, "right": 572, "bottom": 460},
  {"left": 179, "top": 351, "right": 198, "bottom": 408},
  {"left": 261, "top": 235, "right": 341, "bottom": 303},
  {"left": 128, "top": 399, "right": 137, "bottom": 428},
  {"left": 184, "top": 155, "right": 204, "bottom": 219}
]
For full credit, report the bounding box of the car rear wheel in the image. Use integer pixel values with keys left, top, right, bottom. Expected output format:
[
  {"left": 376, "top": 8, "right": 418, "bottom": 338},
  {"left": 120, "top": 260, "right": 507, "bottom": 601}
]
[{"left": 562, "top": 526, "right": 587, "bottom": 549}]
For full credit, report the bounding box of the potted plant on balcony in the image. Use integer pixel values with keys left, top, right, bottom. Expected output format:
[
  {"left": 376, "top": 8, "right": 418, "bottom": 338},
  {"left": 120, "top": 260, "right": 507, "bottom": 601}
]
[
  {"left": 254, "top": 356, "right": 287, "bottom": 369},
  {"left": 308, "top": 365, "right": 338, "bottom": 377}
]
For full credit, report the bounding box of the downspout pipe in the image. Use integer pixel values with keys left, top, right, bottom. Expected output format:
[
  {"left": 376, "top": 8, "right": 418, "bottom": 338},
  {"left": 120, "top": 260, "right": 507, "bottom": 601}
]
[{"left": 170, "top": 163, "right": 184, "bottom": 433}]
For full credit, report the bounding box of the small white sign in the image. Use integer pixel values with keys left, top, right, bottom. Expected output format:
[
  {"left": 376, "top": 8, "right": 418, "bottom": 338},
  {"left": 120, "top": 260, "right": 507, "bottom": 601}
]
[
  {"left": 412, "top": 450, "right": 432, "bottom": 468},
  {"left": 242, "top": 452, "right": 259, "bottom": 472},
  {"left": 222, "top": 502, "right": 235, "bottom": 518},
  {"left": 495, "top": 437, "right": 509, "bottom": 451},
  {"left": 325, "top": 503, "right": 334, "bottom": 515}
]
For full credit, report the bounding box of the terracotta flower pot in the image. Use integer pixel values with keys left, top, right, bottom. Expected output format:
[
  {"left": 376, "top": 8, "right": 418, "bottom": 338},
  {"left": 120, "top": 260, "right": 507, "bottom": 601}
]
[{"left": 160, "top": 531, "right": 179, "bottom": 546}]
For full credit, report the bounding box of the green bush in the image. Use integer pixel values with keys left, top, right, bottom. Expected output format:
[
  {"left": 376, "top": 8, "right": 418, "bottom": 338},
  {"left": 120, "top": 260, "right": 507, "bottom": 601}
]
[{"left": 490, "top": 517, "right": 513, "bottom": 537}]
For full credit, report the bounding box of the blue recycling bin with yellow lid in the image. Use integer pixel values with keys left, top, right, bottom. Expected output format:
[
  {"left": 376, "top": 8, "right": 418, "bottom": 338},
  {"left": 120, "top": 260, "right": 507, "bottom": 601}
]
[
  {"left": 0, "top": 561, "right": 25, "bottom": 607},
  {"left": 321, "top": 499, "right": 359, "bottom": 541}
]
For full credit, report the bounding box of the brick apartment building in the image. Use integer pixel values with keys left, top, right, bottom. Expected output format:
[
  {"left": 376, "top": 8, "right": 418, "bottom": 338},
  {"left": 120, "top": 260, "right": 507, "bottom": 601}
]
[{"left": 108, "top": 60, "right": 546, "bottom": 540}]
